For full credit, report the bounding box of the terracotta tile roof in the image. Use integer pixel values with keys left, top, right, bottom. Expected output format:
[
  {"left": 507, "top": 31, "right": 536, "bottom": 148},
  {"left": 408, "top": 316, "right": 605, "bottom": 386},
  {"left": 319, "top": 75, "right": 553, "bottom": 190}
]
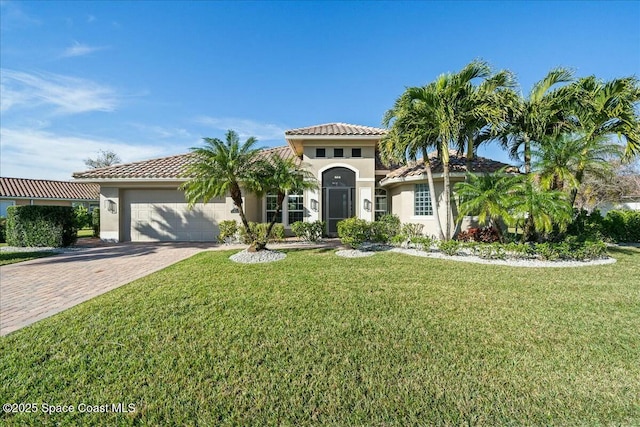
[
  {"left": 285, "top": 123, "right": 387, "bottom": 136},
  {"left": 382, "top": 151, "right": 519, "bottom": 183},
  {"left": 0, "top": 177, "right": 99, "bottom": 200},
  {"left": 72, "top": 146, "right": 296, "bottom": 180}
]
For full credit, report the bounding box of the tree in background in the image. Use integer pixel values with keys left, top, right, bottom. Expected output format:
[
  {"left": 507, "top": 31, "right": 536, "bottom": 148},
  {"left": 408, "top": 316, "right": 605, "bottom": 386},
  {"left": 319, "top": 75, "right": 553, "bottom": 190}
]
[{"left": 84, "top": 149, "right": 122, "bottom": 169}]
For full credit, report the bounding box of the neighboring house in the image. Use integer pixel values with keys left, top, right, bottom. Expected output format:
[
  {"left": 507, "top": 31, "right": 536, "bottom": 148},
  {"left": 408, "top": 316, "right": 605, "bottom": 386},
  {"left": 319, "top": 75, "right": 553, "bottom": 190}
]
[
  {"left": 72, "top": 123, "right": 516, "bottom": 242},
  {"left": 0, "top": 177, "right": 99, "bottom": 217}
]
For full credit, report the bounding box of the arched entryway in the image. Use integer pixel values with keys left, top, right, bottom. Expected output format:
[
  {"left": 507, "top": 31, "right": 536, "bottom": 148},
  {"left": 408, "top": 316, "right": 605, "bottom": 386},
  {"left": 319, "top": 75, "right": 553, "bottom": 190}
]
[{"left": 322, "top": 167, "right": 356, "bottom": 235}]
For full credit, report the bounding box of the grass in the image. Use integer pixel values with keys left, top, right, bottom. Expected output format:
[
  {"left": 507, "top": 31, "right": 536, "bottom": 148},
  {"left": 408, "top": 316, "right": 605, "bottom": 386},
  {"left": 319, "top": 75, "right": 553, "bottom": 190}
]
[
  {"left": 1, "top": 247, "right": 639, "bottom": 425},
  {"left": 77, "top": 228, "right": 94, "bottom": 238},
  {"left": 0, "top": 250, "right": 56, "bottom": 266}
]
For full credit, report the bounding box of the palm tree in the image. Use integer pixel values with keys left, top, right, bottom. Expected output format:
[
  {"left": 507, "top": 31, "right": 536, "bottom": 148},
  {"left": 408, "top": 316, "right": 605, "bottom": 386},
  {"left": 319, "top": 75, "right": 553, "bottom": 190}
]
[
  {"left": 500, "top": 67, "right": 575, "bottom": 174},
  {"left": 497, "top": 67, "right": 575, "bottom": 240},
  {"left": 251, "top": 155, "right": 318, "bottom": 251},
  {"left": 181, "top": 130, "right": 262, "bottom": 245},
  {"left": 384, "top": 60, "right": 512, "bottom": 239},
  {"left": 534, "top": 132, "right": 621, "bottom": 196},
  {"left": 454, "top": 168, "right": 517, "bottom": 242},
  {"left": 510, "top": 174, "right": 573, "bottom": 241},
  {"left": 566, "top": 75, "right": 640, "bottom": 204},
  {"left": 381, "top": 91, "right": 445, "bottom": 240}
]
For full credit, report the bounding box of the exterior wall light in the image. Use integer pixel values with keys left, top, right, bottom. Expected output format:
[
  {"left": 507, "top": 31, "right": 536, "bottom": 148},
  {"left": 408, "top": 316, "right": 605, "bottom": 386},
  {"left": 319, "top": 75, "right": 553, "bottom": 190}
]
[
  {"left": 310, "top": 199, "right": 319, "bottom": 212},
  {"left": 103, "top": 199, "right": 117, "bottom": 214},
  {"left": 363, "top": 199, "right": 372, "bottom": 212}
]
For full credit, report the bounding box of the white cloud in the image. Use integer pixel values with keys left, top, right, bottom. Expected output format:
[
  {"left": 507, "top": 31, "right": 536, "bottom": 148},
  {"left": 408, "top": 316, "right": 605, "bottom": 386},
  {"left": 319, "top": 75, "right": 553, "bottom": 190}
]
[
  {"left": 61, "top": 41, "right": 107, "bottom": 58},
  {"left": 0, "top": 127, "right": 168, "bottom": 180},
  {"left": 0, "top": 1, "right": 41, "bottom": 31},
  {"left": 128, "top": 123, "right": 194, "bottom": 140},
  {"left": 0, "top": 69, "right": 118, "bottom": 114},
  {"left": 195, "top": 116, "right": 287, "bottom": 142}
]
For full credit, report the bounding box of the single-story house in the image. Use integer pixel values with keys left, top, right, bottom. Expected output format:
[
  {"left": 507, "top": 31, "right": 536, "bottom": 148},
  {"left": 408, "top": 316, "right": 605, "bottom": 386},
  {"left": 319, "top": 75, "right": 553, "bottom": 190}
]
[
  {"left": 72, "top": 123, "right": 516, "bottom": 242},
  {"left": 0, "top": 177, "right": 99, "bottom": 217}
]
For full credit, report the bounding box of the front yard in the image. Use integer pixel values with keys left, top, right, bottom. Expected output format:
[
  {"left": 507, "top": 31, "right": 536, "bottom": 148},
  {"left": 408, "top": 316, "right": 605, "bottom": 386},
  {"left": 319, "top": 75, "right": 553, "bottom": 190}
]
[{"left": 1, "top": 246, "right": 639, "bottom": 425}]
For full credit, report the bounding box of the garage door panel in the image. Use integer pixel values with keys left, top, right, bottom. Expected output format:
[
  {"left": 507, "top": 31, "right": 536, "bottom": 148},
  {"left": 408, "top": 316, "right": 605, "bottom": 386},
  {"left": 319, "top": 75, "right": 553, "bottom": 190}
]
[{"left": 124, "top": 189, "right": 221, "bottom": 242}]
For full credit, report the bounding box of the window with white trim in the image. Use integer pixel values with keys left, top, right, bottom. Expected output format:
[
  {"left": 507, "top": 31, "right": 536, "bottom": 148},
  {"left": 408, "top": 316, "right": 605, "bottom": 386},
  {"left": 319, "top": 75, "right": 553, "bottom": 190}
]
[
  {"left": 287, "top": 190, "right": 304, "bottom": 224},
  {"left": 374, "top": 188, "right": 387, "bottom": 220},
  {"left": 414, "top": 184, "right": 433, "bottom": 216},
  {"left": 266, "top": 193, "right": 282, "bottom": 223}
]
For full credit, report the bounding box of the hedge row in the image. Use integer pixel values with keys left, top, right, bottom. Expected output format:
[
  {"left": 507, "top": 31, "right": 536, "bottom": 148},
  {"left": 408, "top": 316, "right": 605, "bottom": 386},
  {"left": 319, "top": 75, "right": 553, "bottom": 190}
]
[
  {"left": 569, "top": 209, "right": 640, "bottom": 243},
  {"left": 5, "top": 205, "right": 78, "bottom": 247}
]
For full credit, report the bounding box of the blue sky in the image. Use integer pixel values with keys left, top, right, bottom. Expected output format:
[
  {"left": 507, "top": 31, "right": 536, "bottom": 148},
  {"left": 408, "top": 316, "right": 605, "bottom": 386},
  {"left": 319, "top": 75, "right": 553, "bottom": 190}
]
[{"left": 1, "top": 0, "right": 639, "bottom": 180}]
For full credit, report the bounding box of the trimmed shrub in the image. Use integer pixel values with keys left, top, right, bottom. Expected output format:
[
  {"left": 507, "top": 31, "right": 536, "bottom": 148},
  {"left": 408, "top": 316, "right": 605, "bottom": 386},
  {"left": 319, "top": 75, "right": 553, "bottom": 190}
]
[
  {"left": 337, "top": 217, "right": 370, "bottom": 248},
  {"left": 92, "top": 208, "right": 100, "bottom": 237},
  {"left": 370, "top": 214, "right": 401, "bottom": 243},
  {"left": 291, "top": 220, "right": 325, "bottom": 242},
  {"left": 218, "top": 220, "right": 239, "bottom": 243},
  {"left": 0, "top": 217, "right": 6, "bottom": 243},
  {"left": 6, "top": 205, "right": 77, "bottom": 247},
  {"left": 411, "top": 235, "right": 434, "bottom": 251},
  {"left": 240, "top": 222, "right": 285, "bottom": 244},
  {"left": 602, "top": 210, "right": 640, "bottom": 242},
  {"left": 567, "top": 209, "right": 604, "bottom": 240}
]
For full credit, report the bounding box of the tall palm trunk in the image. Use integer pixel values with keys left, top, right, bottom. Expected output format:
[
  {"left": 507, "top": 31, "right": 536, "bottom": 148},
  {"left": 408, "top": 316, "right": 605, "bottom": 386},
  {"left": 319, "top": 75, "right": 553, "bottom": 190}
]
[
  {"left": 522, "top": 134, "right": 535, "bottom": 241},
  {"left": 257, "top": 192, "right": 286, "bottom": 251},
  {"left": 441, "top": 147, "right": 453, "bottom": 240},
  {"left": 423, "top": 148, "right": 445, "bottom": 240},
  {"left": 230, "top": 183, "right": 256, "bottom": 245}
]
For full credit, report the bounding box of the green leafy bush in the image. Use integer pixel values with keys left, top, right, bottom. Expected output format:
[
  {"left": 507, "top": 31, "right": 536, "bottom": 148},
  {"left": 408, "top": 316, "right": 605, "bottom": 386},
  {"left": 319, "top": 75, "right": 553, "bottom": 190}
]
[
  {"left": 337, "top": 217, "right": 370, "bottom": 248},
  {"left": 437, "top": 239, "right": 461, "bottom": 256},
  {"left": 291, "top": 220, "right": 325, "bottom": 242},
  {"left": 602, "top": 210, "right": 640, "bottom": 242},
  {"left": 218, "top": 220, "right": 239, "bottom": 243},
  {"left": 503, "top": 242, "right": 536, "bottom": 260},
  {"left": 0, "top": 216, "right": 6, "bottom": 243},
  {"left": 73, "top": 205, "right": 91, "bottom": 229},
  {"left": 411, "top": 235, "right": 434, "bottom": 251},
  {"left": 370, "top": 214, "right": 401, "bottom": 243},
  {"left": 402, "top": 223, "right": 424, "bottom": 239},
  {"left": 240, "top": 222, "right": 285, "bottom": 244},
  {"left": 468, "top": 242, "right": 507, "bottom": 260},
  {"left": 91, "top": 208, "right": 100, "bottom": 237},
  {"left": 6, "top": 205, "right": 77, "bottom": 247},
  {"left": 567, "top": 209, "right": 604, "bottom": 240}
]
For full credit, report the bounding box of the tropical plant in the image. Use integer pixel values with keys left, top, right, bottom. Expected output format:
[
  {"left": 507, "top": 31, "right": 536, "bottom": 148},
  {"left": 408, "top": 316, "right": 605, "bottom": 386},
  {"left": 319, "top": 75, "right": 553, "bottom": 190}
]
[
  {"left": 251, "top": 155, "right": 318, "bottom": 251},
  {"left": 499, "top": 67, "right": 575, "bottom": 173},
  {"left": 509, "top": 175, "right": 574, "bottom": 241},
  {"left": 382, "top": 60, "right": 513, "bottom": 240},
  {"left": 454, "top": 168, "right": 518, "bottom": 242},
  {"left": 381, "top": 91, "right": 444, "bottom": 240},
  {"left": 565, "top": 75, "right": 640, "bottom": 204},
  {"left": 181, "top": 130, "right": 263, "bottom": 245}
]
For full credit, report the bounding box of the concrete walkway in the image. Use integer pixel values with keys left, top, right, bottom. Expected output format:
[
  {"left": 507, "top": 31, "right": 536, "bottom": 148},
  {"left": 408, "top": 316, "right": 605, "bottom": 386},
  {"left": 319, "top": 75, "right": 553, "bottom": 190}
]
[
  {"left": 0, "top": 243, "right": 211, "bottom": 336},
  {"left": 0, "top": 239, "right": 343, "bottom": 336}
]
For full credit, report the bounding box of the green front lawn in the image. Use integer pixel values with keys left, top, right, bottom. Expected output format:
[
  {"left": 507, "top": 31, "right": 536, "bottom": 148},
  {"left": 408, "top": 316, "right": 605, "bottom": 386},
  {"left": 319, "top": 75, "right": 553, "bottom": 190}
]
[
  {"left": 1, "top": 247, "right": 639, "bottom": 425},
  {"left": 0, "top": 250, "right": 56, "bottom": 266}
]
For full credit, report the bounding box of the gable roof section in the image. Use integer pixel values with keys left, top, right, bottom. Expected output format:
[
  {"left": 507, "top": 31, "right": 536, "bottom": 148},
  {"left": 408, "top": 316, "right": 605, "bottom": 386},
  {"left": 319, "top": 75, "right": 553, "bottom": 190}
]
[
  {"left": 285, "top": 123, "right": 387, "bottom": 137},
  {"left": 72, "top": 146, "right": 295, "bottom": 180},
  {"left": 381, "top": 151, "right": 519, "bottom": 184},
  {"left": 1, "top": 177, "right": 99, "bottom": 200}
]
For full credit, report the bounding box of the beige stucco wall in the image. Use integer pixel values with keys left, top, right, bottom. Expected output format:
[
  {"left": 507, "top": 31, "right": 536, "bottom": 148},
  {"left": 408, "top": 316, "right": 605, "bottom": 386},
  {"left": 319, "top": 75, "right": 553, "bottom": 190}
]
[
  {"left": 301, "top": 139, "right": 379, "bottom": 224},
  {"left": 98, "top": 183, "right": 260, "bottom": 242},
  {"left": 385, "top": 176, "right": 476, "bottom": 238}
]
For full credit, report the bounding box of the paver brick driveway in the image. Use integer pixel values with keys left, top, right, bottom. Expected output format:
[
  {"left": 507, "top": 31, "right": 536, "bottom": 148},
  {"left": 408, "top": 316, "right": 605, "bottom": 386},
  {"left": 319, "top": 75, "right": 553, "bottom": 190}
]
[{"left": 0, "top": 243, "right": 212, "bottom": 336}]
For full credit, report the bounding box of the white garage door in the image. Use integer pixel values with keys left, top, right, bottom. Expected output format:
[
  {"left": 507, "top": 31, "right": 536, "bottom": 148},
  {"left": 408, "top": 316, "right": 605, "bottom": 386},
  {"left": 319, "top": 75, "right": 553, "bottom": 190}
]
[{"left": 123, "top": 189, "right": 225, "bottom": 242}]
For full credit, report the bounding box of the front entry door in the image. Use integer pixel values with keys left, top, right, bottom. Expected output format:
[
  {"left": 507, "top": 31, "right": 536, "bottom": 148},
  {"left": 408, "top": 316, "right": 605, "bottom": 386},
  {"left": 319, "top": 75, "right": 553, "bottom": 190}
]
[
  {"left": 325, "top": 188, "right": 353, "bottom": 235},
  {"left": 322, "top": 167, "right": 356, "bottom": 236}
]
